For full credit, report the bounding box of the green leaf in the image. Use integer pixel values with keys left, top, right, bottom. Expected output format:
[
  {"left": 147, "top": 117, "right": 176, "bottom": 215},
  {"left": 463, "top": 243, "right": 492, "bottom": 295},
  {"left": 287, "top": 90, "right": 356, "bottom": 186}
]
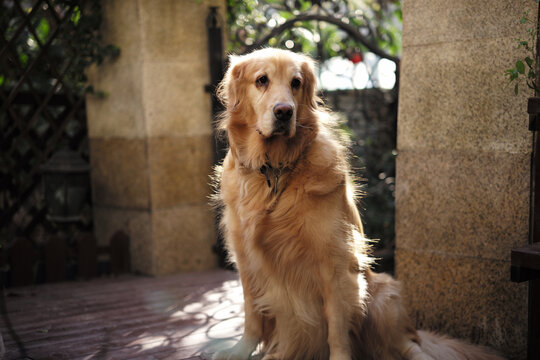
[
  {"left": 297, "top": 0, "right": 311, "bottom": 12},
  {"left": 515, "top": 83, "right": 519, "bottom": 95},
  {"left": 71, "top": 6, "right": 81, "bottom": 25},
  {"left": 36, "top": 18, "right": 50, "bottom": 43},
  {"left": 19, "top": 52, "right": 28, "bottom": 66},
  {"left": 525, "top": 56, "right": 534, "bottom": 67},
  {"left": 394, "top": 8, "right": 403, "bottom": 21},
  {"left": 516, "top": 60, "right": 525, "bottom": 74},
  {"left": 279, "top": 11, "right": 292, "bottom": 20}
]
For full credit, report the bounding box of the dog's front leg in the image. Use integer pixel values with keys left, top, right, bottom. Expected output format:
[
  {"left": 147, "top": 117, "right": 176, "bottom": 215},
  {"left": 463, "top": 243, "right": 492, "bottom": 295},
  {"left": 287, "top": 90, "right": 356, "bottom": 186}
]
[
  {"left": 212, "top": 277, "right": 261, "bottom": 360},
  {"left": 321, "top": 269, "right": 354, "bottom": 360}
]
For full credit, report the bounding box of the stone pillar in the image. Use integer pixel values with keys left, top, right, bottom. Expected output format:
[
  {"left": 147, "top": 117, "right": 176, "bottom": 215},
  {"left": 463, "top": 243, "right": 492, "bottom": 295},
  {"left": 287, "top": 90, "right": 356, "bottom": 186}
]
[
  {"left": 396, "top": 1, "right": 535, "bottom": 358},
  {"left": 85, "top": 0, "right": 225, "bottom": 275}
]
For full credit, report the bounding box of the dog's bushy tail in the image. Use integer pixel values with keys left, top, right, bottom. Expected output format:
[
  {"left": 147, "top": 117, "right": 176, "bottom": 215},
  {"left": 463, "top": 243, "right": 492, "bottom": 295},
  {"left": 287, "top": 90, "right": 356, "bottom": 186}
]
[{"left": 417, "top": 330, "right": 505, "bottom": 360}]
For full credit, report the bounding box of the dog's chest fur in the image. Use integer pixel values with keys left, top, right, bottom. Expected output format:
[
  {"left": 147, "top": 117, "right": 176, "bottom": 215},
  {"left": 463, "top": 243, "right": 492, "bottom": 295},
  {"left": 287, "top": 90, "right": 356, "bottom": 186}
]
[
  {"left": 220, "top": 131, "right": 346, "bottom": 282},
  {"left": 223, "top": 153, "right": 325, "bottom": 302},
  {"left": 230, "top": 162, "right": 309, "bottom": 269},
  {"left": 226, "top": 167, "right": 330, "bottom": 356}
]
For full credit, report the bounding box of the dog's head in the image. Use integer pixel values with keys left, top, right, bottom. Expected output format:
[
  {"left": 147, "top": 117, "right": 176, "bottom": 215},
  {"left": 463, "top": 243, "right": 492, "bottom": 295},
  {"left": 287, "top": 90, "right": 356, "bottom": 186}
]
[{"left": 218, "top": 48, "right": 319, "bottom": 168}]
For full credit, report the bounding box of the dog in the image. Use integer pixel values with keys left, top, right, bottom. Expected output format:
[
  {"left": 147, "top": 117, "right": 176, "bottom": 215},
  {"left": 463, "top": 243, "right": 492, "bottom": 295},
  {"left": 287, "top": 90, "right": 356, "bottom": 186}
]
[{"left": 210, "top": 48, "right": 504, "bottom": 360}]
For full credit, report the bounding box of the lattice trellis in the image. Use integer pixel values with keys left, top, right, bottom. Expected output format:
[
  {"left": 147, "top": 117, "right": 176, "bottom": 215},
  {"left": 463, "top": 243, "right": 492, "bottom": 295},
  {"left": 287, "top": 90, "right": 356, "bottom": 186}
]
[{"left": 0, "top": 0, "right": 89, "bottom": 244}]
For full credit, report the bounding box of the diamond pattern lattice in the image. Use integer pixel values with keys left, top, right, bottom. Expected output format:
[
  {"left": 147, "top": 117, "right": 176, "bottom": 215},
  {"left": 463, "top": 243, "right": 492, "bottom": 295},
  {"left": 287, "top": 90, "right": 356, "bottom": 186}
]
[{"left": 0, "top": 0, "right": 88, "bottom": 242}]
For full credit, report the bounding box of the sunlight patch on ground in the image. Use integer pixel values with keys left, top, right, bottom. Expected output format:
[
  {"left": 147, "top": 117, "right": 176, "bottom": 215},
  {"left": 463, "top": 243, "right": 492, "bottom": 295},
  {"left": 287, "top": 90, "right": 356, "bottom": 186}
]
[{"left": 128, "top": 335, "right": 170, "bottom": 351}]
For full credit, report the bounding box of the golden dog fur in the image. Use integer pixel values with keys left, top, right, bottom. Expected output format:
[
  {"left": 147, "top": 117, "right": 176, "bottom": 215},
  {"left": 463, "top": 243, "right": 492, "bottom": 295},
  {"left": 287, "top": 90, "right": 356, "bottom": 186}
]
[{"left": 211, "top": 48, "right": 504, "bottom": 360}]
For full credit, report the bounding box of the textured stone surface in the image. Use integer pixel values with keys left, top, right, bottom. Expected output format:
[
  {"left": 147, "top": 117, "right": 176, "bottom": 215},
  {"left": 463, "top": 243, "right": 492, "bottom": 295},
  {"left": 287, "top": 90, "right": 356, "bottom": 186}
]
[
  {"left": 86, "top": 0, "right": 145, "bottom": 139},
  {"left": 101, "top": 0, "right": 142, "bottom": 64},
  {"left": 396, "top": 0, "right": 534, "bottom": 357},
  {"left": 139, "top": 0, "right": 209, "bottom": 63},
  {"left": 152, "top": 204, "right": 217, "bottom": 275},
  {"left": 136, "top": 0, "right": 225, "bottom": 138},
  {"left": 86, "top": 0, "right": 224, "bottom": 140},
  {"left": 398, "top": 36, "right": 532, "bottom": 153},
  {"left": 402, "top": 0, "right": 536, "bottom": 46},
  {"left": 148, "top": 135, "right": 214, "bottom": 209},
  {"left": 86, "top": 61, "right": 146, "bottom": 139},
  {"left": 86, "top": 0, "right": 226, "bottom": 274},
  {"left": 396, "top": 149, "right": 530, "bottom": 260},
  {"left": 395, "top": 248, "right": 528, "bottom": 360},
  {"left": 89, "top": 138, "right": 150, "bottom": 209},
  {"left": 93, "top": 206, "right": 154, "bottom": 275},
  {"left": 142, "top": 61, "right": 213, "bottom": 138}
]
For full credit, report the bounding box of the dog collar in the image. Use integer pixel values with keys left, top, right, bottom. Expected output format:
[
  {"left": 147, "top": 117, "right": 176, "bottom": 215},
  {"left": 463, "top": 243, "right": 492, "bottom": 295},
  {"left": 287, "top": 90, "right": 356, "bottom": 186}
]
[{"left": 260, "top": 162, "right": 291, "bottom": 195}]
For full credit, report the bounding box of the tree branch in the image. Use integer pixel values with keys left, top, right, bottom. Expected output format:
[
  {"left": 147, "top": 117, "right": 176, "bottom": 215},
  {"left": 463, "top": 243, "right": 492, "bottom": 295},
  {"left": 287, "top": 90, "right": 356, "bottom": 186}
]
[{"left": 241, "top": 13, "right": 400, "bottom": 65}]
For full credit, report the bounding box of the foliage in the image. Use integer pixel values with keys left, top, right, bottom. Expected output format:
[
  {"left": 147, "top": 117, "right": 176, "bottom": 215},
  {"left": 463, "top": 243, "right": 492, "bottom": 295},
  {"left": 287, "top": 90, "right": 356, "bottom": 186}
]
[
  {"left": 0, "top": 0, "right": 119, "bottom": 97},
  {"left": 505, "top": 9, "right": 539, "bottom": 95},
  {"left": 225, "top": 0, "right": 401, "bottom": 66}
]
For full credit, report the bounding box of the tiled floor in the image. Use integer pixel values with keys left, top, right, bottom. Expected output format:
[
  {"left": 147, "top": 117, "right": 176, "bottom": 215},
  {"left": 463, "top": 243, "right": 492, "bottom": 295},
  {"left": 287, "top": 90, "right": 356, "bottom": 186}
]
[{"left": 1, "top": 270, "right": 244, "bottom": 359}]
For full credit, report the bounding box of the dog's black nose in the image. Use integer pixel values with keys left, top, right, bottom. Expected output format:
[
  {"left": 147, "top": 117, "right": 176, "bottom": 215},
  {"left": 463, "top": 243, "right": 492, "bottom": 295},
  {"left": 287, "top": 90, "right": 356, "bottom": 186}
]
[{"left": 273, "top": 103, "right": 294, "bottom": 122}]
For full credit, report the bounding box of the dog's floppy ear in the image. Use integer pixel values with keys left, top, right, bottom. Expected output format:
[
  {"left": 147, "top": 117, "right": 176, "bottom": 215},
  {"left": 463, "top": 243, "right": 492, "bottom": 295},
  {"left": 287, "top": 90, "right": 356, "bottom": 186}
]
[
  {"left": 217, "top": 55, "right": 247, "bottom": 112},
  {"left": 300, "top": 56, "right": 318, "bottom": 111}
]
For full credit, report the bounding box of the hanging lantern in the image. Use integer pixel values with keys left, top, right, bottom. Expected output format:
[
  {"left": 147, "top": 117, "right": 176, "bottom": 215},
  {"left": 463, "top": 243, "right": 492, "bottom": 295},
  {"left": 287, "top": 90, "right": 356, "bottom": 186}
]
[{"left": 41, "top": 149, "right": 90, "bottom": 223}]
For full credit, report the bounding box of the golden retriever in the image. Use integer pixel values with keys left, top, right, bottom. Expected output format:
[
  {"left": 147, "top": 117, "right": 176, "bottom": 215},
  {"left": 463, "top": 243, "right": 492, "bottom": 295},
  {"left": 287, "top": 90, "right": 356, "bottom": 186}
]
[{"left": 210, "top": 48, "right": 503, "bottom": 360}]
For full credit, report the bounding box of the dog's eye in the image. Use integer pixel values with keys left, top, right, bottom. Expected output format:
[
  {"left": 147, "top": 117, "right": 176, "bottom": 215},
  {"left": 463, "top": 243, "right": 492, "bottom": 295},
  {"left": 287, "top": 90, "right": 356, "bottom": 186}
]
[
  {"left": 291, "top": 78, "right": 301, "bottom": 89},
  {"left": 256, "top": 75, "right": 268, "bottom": 87}
]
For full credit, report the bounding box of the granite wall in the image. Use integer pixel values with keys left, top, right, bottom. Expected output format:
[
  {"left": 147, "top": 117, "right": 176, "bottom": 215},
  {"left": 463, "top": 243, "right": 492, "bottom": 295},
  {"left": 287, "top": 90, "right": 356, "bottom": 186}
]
[
  {"left": 396, "top": 1, "right": 536, "bottom": 358},
  {"left": 85, "top": 0, "right": 226, "bottom": 275}
]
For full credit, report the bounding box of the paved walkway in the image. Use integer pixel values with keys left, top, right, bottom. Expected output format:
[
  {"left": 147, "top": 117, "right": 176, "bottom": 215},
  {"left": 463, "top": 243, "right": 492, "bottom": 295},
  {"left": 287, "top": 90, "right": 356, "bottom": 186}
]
[{"left": 1, "top": 270, "right": 244, "bottom": 359}]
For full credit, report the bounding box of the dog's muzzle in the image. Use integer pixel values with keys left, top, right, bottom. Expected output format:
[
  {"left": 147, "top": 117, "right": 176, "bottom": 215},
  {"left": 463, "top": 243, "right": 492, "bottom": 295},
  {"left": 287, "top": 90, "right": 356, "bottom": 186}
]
[{"left": 272, "top": 103, "right": 294, "bottom": 136}]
